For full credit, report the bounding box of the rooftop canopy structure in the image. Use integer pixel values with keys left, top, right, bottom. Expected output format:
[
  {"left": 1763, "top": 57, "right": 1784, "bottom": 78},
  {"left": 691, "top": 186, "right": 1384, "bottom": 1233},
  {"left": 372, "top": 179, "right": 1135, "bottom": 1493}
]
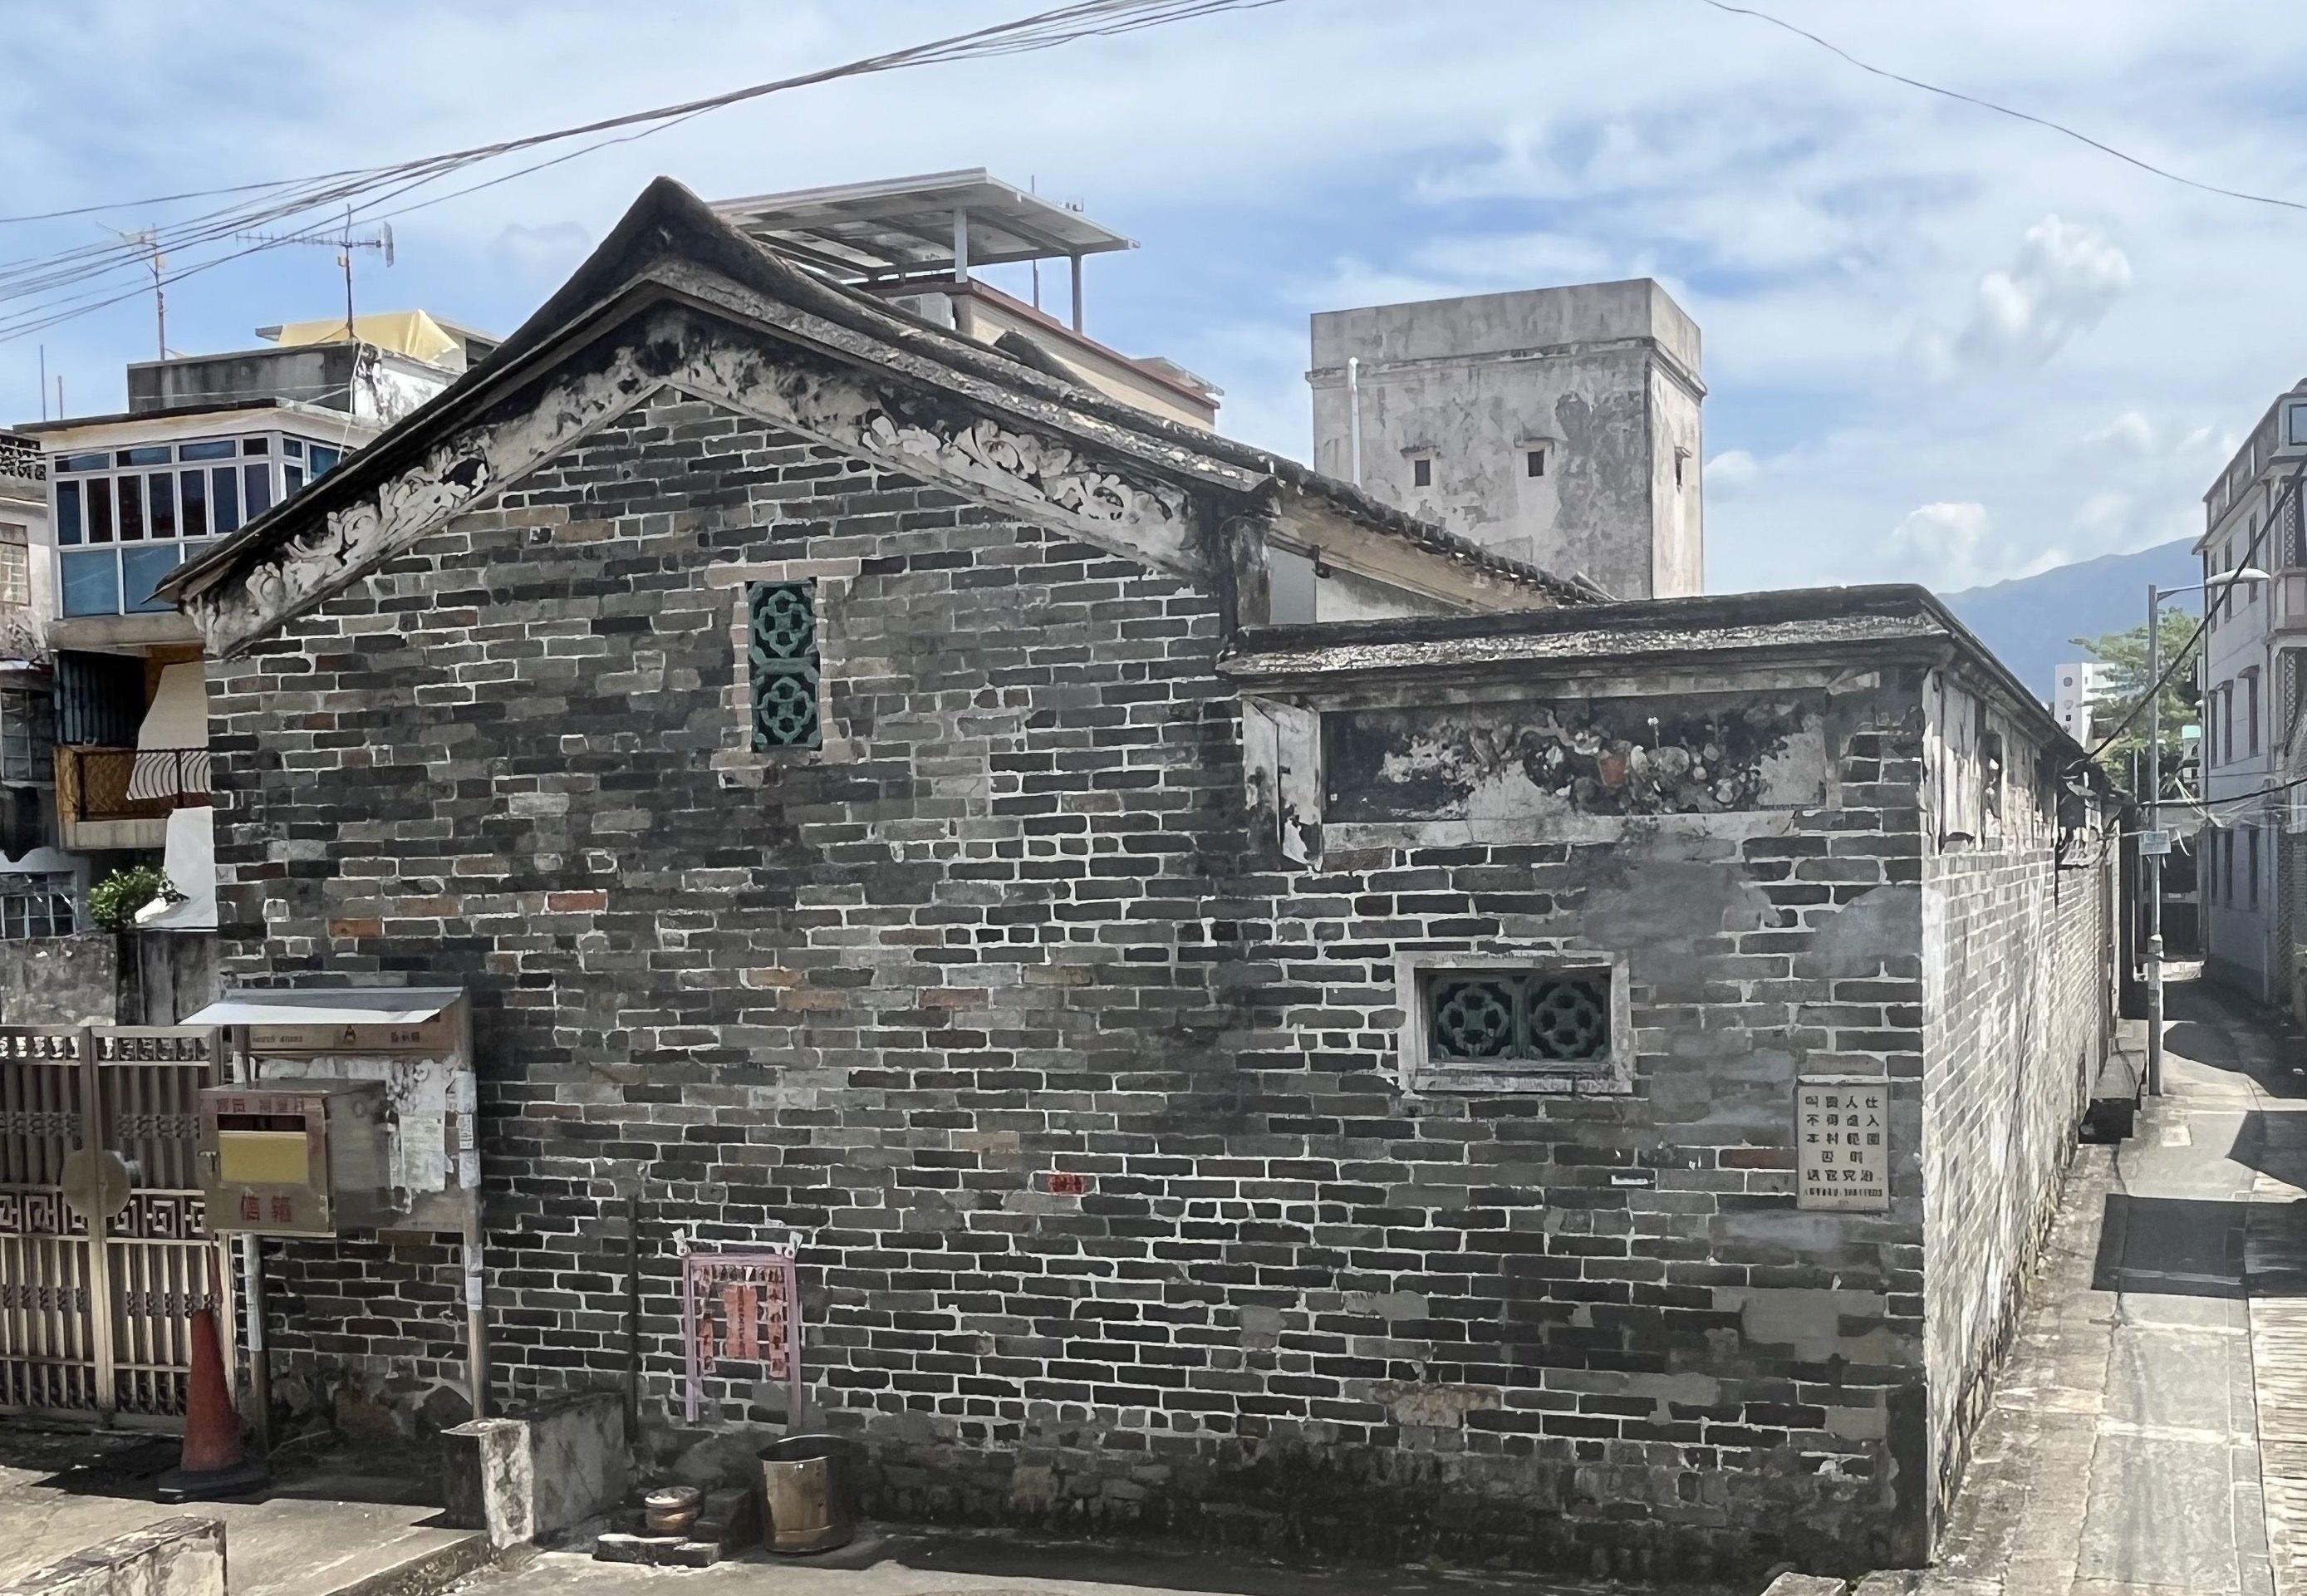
[{"left": 712, "top": 169, "right": 1135, "bottom": 331}]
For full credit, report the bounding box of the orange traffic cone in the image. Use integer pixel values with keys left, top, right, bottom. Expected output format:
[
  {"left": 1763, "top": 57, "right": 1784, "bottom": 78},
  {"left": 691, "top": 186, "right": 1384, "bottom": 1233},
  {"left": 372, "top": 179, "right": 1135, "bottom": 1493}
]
[{"left": 156, "top": 1276, "right": 268, "bottom": 1502}]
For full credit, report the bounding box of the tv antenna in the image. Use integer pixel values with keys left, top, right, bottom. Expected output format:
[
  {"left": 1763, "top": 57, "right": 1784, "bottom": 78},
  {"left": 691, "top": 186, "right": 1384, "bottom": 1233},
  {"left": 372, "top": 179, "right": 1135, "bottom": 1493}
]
[
  {"left": 98, "top": 225, "right": 167, "bottom": 359},
  {"left": 236, "top": 208, "right": 395, "bottom": 341}
]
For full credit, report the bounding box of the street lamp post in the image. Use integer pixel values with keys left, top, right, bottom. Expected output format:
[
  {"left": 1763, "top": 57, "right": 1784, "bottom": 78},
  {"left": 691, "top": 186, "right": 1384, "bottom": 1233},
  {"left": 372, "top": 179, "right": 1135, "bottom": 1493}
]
[
  {"left": 2146, "top": 581, "right": 2166, "bottom": 1097},
  {"left": 2142, "top": 567, "right": 2269, "bottom": 1096}
]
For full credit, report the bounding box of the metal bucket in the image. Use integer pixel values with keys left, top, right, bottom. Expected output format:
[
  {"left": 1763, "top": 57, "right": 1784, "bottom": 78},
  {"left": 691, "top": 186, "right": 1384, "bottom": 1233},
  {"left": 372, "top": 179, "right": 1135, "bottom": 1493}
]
[{"left": 758, "top": 1434, "right": 852, "bottom": 1554}]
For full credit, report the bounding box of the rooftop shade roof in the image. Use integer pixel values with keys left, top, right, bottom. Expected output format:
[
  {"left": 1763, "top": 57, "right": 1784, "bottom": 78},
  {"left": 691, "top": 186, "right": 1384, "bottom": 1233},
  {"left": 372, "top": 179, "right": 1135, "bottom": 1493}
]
[{"left": 713, "top": 168, "right": 1135, "bottom": 280}]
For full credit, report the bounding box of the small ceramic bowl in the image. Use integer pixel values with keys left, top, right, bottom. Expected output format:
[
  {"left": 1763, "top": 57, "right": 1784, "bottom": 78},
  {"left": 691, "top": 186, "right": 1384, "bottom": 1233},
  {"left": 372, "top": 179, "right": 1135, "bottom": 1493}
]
[{"left": 643, "top": 1485, "right": 703, "bottom": 1535}]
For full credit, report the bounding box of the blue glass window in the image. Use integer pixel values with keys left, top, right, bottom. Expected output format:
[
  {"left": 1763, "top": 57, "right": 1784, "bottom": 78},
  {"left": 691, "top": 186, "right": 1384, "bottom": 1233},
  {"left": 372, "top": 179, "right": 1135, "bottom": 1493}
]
[
  {"left": 146, "top": 474, "right": 174, "bottom": 540},
  {"left": 60, "top": 550, "right": 120, "bottom": 617},
  {"left": 212, "top": 468, "right": 241, "bottom": 533},
  {"left": 179, "top": 469, "right": 208, "bottom": 538},
  {"left": 56, "top": 480, "right": 81, "bottom": 545},
  {"left": 120, "top": 545, "right": 181, "bottom": 615}
]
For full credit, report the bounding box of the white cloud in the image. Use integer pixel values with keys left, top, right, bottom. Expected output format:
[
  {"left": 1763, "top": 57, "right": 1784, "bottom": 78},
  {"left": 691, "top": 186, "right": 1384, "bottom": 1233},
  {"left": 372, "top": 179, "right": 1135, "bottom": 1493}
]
[
  {"left": 1406, "top": 231, "right": 1620, "bottom": 287},
  {"left": 1889, "top": 502, "right": 2002, "bottom": 589},
  {"left": 2, "top": 0, "right": 2300, "bottom": 600},
  {"left": 2083, "top": 410, "right": 2157, "bottom": 457},
  {"left": 1940, "top": 214, "right": 2133, "bottom": 371},
  {"left": 1706, "top": 449, "right": 1760, "bottom": 493},
  {"left": 490, "top": 221, "right": 591, "bottom": 282}
]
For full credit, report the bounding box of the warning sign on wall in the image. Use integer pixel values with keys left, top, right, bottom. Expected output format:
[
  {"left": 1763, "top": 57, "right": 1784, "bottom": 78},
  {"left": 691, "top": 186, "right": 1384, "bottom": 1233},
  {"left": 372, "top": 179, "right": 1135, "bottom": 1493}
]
[{"left": 1795, "top": 1079, "right": 1890, "bottom": 1211}]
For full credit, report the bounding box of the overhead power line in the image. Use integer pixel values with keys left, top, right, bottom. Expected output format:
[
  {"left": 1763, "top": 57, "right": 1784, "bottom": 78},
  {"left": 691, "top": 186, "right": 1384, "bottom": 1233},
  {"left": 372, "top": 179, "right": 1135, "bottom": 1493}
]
[
  {"left": 1698, "top": 0, "right": 2307, "bottom": 214},
  {"left": 2072, "top": 466, "right": 2303, "bottom": 772},
  {"left": 0, "top": 0, "right": 1283, "bottom": 346}
]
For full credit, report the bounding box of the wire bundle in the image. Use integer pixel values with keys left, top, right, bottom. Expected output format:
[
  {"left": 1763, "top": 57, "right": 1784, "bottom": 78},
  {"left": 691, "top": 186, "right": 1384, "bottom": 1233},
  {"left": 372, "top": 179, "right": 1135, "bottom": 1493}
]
[{"left": 0, "top": 0, "right": 1279, "bottom": 347}]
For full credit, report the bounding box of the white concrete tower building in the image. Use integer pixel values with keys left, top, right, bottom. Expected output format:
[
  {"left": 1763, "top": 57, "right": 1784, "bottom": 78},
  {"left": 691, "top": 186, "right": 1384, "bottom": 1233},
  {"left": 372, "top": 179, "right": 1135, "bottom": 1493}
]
[{"left": 1308, "top": 280, "right": 1704, "bottom": 600}]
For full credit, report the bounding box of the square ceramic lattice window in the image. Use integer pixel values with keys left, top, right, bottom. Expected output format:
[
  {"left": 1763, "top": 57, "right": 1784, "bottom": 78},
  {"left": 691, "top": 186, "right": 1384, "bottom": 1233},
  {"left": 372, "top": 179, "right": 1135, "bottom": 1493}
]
[
  {"left": 1396, "top": 956, "right": 1633, "bottom": 1093},
  {"left": 747, "top": 580, "right": 822, "bottom": 750}
]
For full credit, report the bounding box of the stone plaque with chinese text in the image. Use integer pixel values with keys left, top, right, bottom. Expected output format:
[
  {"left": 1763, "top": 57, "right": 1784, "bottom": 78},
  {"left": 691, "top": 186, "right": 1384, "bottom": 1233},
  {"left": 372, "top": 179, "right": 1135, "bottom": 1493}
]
[{"left": 1795, "top": 1079, "right": 1890, "bottom": 1211}]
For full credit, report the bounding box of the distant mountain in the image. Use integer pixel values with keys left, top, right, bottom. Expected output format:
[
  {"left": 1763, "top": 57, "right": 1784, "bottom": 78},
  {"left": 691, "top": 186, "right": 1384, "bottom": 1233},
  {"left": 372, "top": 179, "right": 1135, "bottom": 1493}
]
[{"left": 1937, "top": 538, "right": 2200, "bottom": 701}]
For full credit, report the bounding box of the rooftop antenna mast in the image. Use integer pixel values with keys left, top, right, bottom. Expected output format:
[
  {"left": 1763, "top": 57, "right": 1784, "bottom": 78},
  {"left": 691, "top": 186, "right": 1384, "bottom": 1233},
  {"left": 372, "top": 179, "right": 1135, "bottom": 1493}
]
[
  {"left": 235, "top": 208, "right": 395, "bottom": 341},
  {"left": 99, "top": 225, "right": 166, "bottom": 359}
]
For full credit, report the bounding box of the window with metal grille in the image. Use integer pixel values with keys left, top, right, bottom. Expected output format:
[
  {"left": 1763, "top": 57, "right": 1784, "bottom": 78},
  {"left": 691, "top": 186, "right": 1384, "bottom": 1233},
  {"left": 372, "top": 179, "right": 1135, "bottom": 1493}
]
[
  {"left": 0, "top": 523, "right": 25, "bottom": 608},
  {"left": 0, "top": 683, "right": 51, "bottom": 784},
  {"left": 0, "top": 873, "right": 75, "bottom": 938},
  {"left": 747, "top": 580, "right": 821, "bottom": 750},
  {"left": 1426, "top": 969, "right": 1612, "bottom": 1066}
]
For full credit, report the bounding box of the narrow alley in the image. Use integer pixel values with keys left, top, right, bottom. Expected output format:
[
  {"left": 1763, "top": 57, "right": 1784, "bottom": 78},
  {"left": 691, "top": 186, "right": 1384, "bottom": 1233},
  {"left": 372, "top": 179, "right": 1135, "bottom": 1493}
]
[{"left": 1919, "top": 970, "right": 2307, "bottom": 1596}]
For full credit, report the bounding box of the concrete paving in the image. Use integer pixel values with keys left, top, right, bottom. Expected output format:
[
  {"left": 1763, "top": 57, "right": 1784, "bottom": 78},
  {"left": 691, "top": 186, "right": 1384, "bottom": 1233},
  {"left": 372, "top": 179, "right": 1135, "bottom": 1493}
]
[
  {"left": 443, "top": 1522, "right": 1617, "bottom": 1596},
  {"left": 0, "top": 1429, "right": 492, "bottom": 1596},
  {"left": 1916, "top": 970, "right": 2305, "bottom": 1596}
]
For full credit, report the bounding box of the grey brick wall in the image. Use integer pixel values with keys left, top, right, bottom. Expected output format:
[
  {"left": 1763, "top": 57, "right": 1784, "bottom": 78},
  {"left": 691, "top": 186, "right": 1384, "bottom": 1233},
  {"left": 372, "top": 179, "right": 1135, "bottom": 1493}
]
[
  {"left": 1918, "top": 683, "right": 2117, "bottom": 1533},
  {"left": 207, "top": 386, "right": 2099, "bottom": 1577}
]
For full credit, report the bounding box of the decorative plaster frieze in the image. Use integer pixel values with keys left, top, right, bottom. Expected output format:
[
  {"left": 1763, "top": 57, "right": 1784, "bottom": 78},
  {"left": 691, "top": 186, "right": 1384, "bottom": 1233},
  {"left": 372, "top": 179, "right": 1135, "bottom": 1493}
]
[{"left": 184, "top": 303, "right": 1199, "bottom": 656}]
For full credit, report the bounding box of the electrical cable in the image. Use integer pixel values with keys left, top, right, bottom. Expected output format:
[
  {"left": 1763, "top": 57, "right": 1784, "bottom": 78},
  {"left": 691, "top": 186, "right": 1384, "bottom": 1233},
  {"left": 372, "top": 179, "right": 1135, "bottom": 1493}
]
[
  {"left": 0, "top": 0, "right": 1279, "bottom": 335},
  {"left": 2070, "top": 466, "right": 2302, "bottom": 769},
  {"left": 0, "top": 0, "right": 1285, "bottom": 345},
  {"left": 1697, "top": 0, "right": 2307, "bottom": 214}
]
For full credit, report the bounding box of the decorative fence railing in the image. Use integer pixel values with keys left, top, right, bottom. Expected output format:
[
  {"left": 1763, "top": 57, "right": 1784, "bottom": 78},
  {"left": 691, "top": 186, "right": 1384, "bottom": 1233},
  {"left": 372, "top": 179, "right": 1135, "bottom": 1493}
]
[{"left": 56, "top": 747, "right": 210, "bottom": 824}]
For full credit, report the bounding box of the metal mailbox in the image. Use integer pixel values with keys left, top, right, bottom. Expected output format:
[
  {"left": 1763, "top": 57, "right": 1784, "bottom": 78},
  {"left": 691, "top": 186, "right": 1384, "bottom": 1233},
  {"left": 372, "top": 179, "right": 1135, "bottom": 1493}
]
[
  {"left": 199, "top": 1079, "right": 391, "bottom": 1236},
  {"left": 178, "top": 987, "right": 478, "bottom": 1235},
  {"left": 177, "top": 985, "right": 496, "bottom": 1421}
]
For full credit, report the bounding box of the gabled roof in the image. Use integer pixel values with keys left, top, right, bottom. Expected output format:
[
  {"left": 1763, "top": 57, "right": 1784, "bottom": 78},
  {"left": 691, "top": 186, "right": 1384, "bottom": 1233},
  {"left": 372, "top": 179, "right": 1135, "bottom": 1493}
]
[{"left": 162, "top": 178, "right": 1593, "bottom": 623}]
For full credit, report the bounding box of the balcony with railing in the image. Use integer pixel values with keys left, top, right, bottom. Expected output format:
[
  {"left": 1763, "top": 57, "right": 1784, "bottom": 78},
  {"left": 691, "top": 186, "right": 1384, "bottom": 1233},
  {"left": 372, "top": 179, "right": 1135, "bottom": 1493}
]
[
  {"left": 55, "top": 746, "right": 209, "bottom": 850},
  {"left": 0, "top": 430, "right": 42, "bottom": 494}
]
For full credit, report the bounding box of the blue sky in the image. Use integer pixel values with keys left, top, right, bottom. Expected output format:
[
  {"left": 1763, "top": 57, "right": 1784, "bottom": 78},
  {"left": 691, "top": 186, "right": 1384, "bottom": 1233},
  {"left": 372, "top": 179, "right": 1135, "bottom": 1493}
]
[{"left": 3, "top": 0, "right": 2304, "bottom": 594}]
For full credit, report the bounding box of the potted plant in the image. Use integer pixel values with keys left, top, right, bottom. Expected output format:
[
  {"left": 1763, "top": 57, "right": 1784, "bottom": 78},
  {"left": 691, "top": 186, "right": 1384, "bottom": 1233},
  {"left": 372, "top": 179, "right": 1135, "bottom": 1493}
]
[{"left": 88, "top": 865, "right": 184, "bottom": 932}]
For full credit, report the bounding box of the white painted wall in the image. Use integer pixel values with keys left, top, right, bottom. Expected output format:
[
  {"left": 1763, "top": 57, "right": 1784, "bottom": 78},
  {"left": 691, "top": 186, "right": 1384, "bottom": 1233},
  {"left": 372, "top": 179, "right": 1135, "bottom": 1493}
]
[{"left": 1308, "top": 279, "right": 1704, "bottom": 599}]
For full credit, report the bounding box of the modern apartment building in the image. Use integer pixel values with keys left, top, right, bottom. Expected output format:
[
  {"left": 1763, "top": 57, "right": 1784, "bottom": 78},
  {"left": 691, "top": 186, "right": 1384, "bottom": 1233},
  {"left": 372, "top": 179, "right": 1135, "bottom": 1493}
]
[
  {"left": 2197, "top": 380, "right": 2307, "bottom": 1003},
  {"left": 2053, "top": 660, "right": 2110, "bottom": 744},
  {"left": 7, "top": 312, "right": 490, "bottom": 950},
  {"left": 0, "top": 430, "right": 67, "bottom": 938}
]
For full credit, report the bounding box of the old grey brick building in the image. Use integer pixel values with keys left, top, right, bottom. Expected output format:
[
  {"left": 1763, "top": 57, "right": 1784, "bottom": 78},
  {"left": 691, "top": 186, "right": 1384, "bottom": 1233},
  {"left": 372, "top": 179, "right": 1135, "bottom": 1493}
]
[{"left": 156, "top": 180, "right": 2122, "bottom": 1577}]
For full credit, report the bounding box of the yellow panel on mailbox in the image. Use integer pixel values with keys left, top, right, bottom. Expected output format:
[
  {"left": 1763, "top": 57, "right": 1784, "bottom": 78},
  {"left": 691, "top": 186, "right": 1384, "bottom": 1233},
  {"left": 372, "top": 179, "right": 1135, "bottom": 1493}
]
[{"left": 218, "top": 1130, "right": 311, "bottom": 1187}]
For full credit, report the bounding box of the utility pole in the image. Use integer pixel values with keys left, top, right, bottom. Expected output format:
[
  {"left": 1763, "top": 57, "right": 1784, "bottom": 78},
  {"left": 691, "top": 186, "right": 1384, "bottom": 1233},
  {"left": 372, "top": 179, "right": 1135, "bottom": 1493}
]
[{"left": 2146, "top": 582, "right": 2165, "bottom": 1097}]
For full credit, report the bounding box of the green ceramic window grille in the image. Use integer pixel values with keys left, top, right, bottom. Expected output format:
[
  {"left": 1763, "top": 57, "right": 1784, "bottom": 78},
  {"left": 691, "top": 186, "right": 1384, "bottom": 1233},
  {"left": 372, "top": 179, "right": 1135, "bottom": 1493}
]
[
  {"left": 748, "top": 581, "right": 821, "bottom": 749},
  {"left": 1428, "top": 970, "right": 1610, "bottom": 1063}
]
